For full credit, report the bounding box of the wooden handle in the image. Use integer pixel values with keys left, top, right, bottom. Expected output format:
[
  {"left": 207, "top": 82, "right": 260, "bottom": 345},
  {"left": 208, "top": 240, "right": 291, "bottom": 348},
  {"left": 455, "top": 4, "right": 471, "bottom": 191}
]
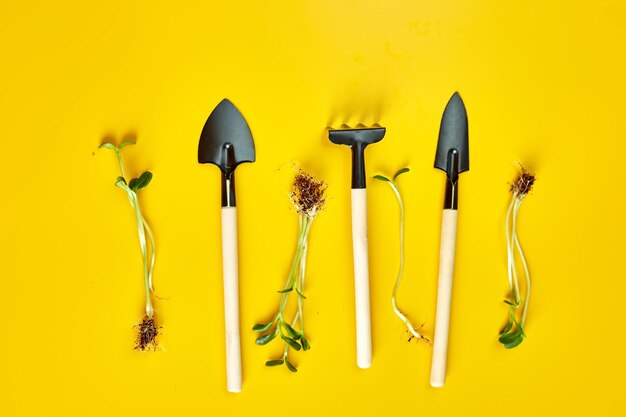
[
  {"left": 351, "top": 188, "right": 372, "bottom": 369},
  {"left": 430, "top": 209, "right": 458, "bottom": 388},
  {"left": 221, "top": 207, "right": 242, "bottom": 393}
]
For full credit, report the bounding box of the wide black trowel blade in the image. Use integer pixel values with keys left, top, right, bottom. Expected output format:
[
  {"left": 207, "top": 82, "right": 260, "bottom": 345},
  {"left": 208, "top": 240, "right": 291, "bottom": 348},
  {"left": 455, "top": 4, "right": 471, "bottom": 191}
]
[{"left": 198, "top": 99, "right": 256, "bottom": 175}]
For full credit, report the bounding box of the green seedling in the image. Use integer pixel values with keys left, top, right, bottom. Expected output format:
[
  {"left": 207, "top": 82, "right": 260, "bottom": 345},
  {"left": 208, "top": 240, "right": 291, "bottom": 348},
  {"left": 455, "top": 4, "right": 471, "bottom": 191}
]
[
  {"left": 99, "top": 141, "right": 158, "bottom": 351},
  {"left": 374, "top": 168, "right": 429, "bottom": 344},
  {"left": 253, "top": 171, "right": 327, "bottom": 372},
  {"left": 500, "top": 163, "right": 536, "bottom": 349}
]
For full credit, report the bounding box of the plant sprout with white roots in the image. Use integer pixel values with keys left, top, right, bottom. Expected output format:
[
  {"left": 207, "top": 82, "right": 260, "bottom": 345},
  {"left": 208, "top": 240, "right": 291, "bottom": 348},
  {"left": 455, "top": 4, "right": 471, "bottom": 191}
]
[
  {"left": 499, "top": 163, "right": 536, "bottom": 349},
  {"left": 99, "top": 140, "right": 158, "bottom": 351},
  {"left": 374, "top": 168, "right": 429, "bottom": 344}
]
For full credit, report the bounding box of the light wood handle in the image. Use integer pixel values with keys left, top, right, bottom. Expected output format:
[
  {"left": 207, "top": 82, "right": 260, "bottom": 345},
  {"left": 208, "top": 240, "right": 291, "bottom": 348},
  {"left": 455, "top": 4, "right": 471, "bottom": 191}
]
[
  {"left": 351, "top": 188, "right": 372, "bottom": 369},
  {"left": 221, "top": 207, "right": 242, "bottom": 393},
  {"left": 430, "top": 209, "right": 458, "bottom": 388}
]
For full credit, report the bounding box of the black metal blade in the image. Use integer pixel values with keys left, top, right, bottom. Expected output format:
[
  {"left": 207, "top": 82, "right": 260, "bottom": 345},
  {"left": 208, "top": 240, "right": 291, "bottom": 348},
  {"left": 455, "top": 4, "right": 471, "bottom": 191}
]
[
  {"left": 198, "top": 99, "right": 256, "bottom": 176},
  {"left": 434, "top": 92, "right": 469, "bottom": 176}
]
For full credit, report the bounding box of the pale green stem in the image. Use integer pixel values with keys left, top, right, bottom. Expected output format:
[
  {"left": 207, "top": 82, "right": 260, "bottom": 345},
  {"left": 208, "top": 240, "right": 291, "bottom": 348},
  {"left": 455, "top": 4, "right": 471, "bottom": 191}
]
[
  {"left": 279, "top": 213, "right": 313, "bottom": 360},
  {"left": 513, "top": 198, "right": 531, "bottom": 327},
  {"left": 295, "top": 234, "right": 308, "bottom": 332},
  {"left": 111, "top": 146, "right": 154, "bottom": 318},
  {"left": 507, "top": 195, "right": 521, "bottom": 304},
  {"left": 118, "top": 184, "right": 153, "bottom": 318},
  {"left": 141, "top": 214, "right": 156, "bottom": 292},
  {"left": 114, "top": 148, "right": 126, "bottom": 179},
  {"left": 131, "top": 193, "right": 153, "bottom": 318},
  {"left": 277, "top": 214, "right": 312, "bottom": 318},
  {"left": 386, "top": 181, "right": 427, "bottom": 341}
]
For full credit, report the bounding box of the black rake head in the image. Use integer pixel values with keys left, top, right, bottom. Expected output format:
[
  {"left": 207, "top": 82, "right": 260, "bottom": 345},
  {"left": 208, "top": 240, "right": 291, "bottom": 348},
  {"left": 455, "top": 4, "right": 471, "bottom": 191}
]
[{"left": 328, "top": 124, "right": 386, "bottom": 189}]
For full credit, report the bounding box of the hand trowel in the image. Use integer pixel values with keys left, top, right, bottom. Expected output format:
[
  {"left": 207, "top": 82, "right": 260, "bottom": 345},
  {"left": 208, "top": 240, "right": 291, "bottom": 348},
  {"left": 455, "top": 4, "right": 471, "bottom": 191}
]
[
  {"left": 328, "top": 125, "right": 386, "bottom": 369},
  {"left": 198, "top": 99, "right": 256, "bottom": 392},
  {"left": 430, "top": 92, "right": 469, "bottom": 388}
]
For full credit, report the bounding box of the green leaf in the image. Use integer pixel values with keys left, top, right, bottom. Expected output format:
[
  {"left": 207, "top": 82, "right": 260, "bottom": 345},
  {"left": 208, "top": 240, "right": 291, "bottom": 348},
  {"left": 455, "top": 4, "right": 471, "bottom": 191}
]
[
  {"left": 115, "top": 176, "right": 128, "bottom": 188},
  {"left": 504, "top": 336, "right": 525, "bottom": 349},
  {"left": 281, "top": 335, "right": 301, "bottom": 351},
  {"left": 373, "top": 175, "right": 391, "bottom": 182},
  {"left": 133, "top": 171, "right": 153, "bottom": 191},
  {"left": 119, "top": 141, "right": 136, "bottom": 148},
  {"left": 128, "top": 178, "right": 138, "bottom": 190},
  {"left": 281, "top": 322, "right": 300, "bottom": 340},
  {"left": 265, "top": 359, "right": 284, "bottom": 367},
  {"left": 499, "top": 328, "right": 524, "bottom": 348},
  {"left": 301, "top": 335, "right": 311, "bottom": 351},
  {"left": 252, "top": 322, "right": 274, "bottom": 332},
  {"left": 285, "top": 360, "right": 298, "bottom": 373},
  {"left": 255, "top": 332, "right": 277, "bottom": 345},
  {"left": 99, "top": 143, "right": 116, "bottom": 151},
  {"left": 500, "top": 320, "right": 513, "bottom": 336},
  {"left": 393, "top": 167, "right": 410, "bottom": 180},
  {"left": 295, "top": 288, "right": 307, "bottom": 299},
  {"left": 509, "top": 314, "right": 525, "bottom": 337},
  {"left": 503, "top": 299, "right": 520, "bottom": 307},
  {"left": 277, "top": 287, "right": 293, "bottom": 293},
  {"left": 499, "top": 328, "right": 524, "bottom": 345}
]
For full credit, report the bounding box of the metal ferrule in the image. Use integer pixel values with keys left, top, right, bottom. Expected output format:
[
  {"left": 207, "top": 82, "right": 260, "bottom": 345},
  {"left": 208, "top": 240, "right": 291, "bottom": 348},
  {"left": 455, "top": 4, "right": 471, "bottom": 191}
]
[
  {"left": 444, "top": 148, "right": 459, "bottom": 210},
  {"left": 220, "top": 143, "right": 237, "bottom": 207},
  {"left": 351, "top": 143, "right": 367, "bottom": 189},
  {"left": 222, "top": 172, "right": 236, "bottom": 207},
  {"left": 443, "top": 178, "right": 458, "bottom": 209}
]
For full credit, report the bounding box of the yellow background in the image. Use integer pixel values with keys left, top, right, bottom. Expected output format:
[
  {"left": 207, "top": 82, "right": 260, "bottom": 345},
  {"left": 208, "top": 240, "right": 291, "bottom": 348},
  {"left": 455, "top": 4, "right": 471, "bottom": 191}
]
[{"left": 1, "top": 0, "right": 624, "bottom": 415}]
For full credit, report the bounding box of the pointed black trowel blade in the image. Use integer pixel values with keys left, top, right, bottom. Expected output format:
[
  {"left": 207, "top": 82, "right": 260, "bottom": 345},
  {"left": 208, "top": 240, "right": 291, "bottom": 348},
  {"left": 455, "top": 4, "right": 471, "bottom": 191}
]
[
  {"left": 434, "top": 92, "right": 469, "bottom": 175},
  {"left": 198, "top": 99, "right": 256, "bottom": 175}
]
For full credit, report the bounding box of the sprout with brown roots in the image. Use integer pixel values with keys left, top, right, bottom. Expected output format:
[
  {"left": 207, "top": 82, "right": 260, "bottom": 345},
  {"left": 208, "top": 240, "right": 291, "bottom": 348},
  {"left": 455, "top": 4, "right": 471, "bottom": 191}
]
[
  {"left": 136, "top": 317, "right": 159, "bottom": 351},
  {"left": 500, "top": 163, "right": 536, "bottom": 349},
  {"left": 253, "top": 170, "right": 327, "bottom": 372},
  {"left": 99, "top": 140, "right": 159, "bottom": 351}
]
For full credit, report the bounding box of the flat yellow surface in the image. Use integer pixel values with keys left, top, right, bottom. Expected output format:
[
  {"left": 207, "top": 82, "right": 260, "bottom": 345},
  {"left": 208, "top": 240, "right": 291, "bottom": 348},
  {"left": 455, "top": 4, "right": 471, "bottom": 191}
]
[{"left": 1, "top": 1, "right": 624, "bottom": 415}]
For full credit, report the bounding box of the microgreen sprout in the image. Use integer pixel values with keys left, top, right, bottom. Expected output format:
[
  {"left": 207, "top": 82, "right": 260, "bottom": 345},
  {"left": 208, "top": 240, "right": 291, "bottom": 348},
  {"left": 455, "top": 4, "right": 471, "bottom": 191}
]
[
  {"left": 253, "top": 170, "right": 327, "bottom": 372},
  {"left": 499, "top": 163, "right": 536, "bottom": 349},
  {"left": 374, "top": 168, "right": 429, "bottom": 344},
  {"left": 99, "top": 140, "right": 158, "bottom": 351}
]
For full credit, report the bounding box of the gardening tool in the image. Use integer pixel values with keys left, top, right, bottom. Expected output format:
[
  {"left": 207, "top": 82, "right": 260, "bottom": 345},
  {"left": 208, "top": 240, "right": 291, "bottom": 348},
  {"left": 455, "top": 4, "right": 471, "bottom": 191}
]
[
  {"left": 329, "top": 125, "right": 386, "bottom": 369},
  {"left": 430, "top": 92, "right": 469, "bottom": 388},
  {"left": 198, "top": 98, "right": 256, "bottom": 393}
]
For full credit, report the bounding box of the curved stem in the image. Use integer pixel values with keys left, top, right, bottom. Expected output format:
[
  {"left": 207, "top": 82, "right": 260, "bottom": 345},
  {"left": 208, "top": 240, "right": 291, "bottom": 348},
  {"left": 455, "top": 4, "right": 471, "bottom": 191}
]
[
  {"left": 277, "top": 214, "right": 312, "bottom": 317},
  {"left": 115, "top": 148, "right": 126, "bottom": 179},
  {"left": 282, "top": 235, "right": 308, "bottom": 361},
  {"left": 387, "top": 180, "right": 427, "bottom": 342},
  {"left": 128, "top": 190, "right": 152, "bottom": 318},
  {"left": 296, "top": 234, "right": 308, "bottom": 333},
  {"left": 141, "top": 214, "right": 156, "bottom": 292},
  {"left": 505, "top": 196, "right": 518, "bottom": 303},
  {"left": 504, "top": 197, "right": 514, "bottom": 290},
  {"left": 513, "top": 200, "right": 531, "bottom": 327},
  {"left": 110, "top": 147, "right": 153, "bottom": 318}
]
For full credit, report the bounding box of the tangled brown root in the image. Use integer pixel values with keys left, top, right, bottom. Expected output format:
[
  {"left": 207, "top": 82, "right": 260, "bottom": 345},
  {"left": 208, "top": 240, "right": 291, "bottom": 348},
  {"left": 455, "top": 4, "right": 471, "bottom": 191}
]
[
  {"left": 135, "top": 316, "right": 159, "bottom": 351},
  {"left": 511, "top": 164, "right": 536, "bottom": 197},
  {"left": 290, "top": 171, "right": 327, "bottom": 216}
]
